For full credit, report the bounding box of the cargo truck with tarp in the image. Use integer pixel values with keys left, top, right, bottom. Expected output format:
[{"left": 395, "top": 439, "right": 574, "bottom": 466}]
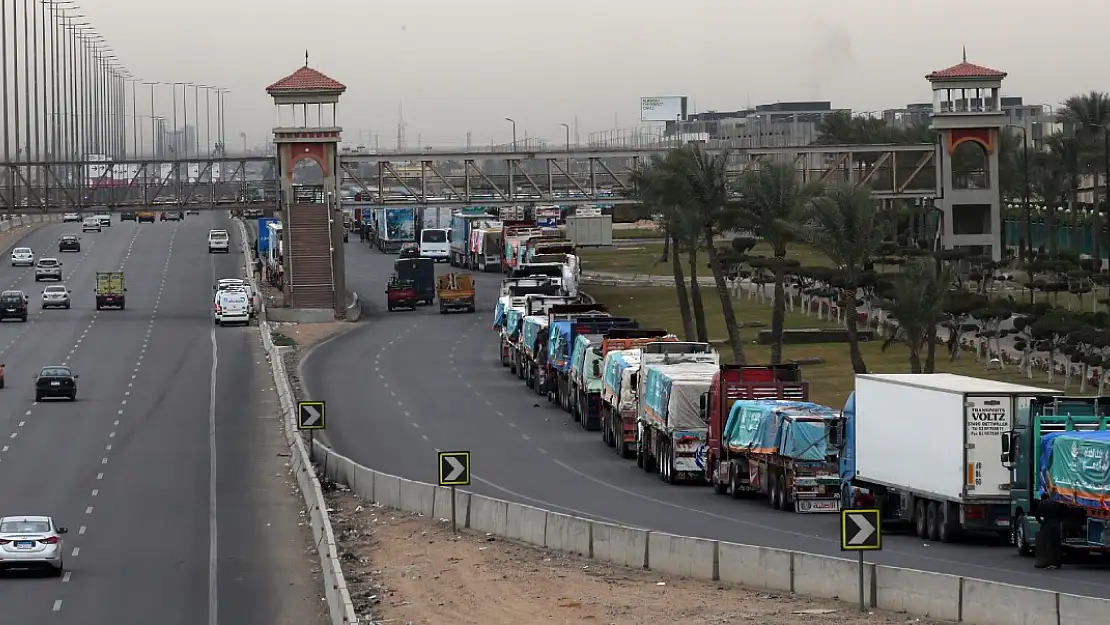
[
  {"left": 543, "top": 306, "right": 637, "bottom": 410},
  {"left": 1000, "top": 396, "right": 1110, "bottom": 556},
  {"left": 712, "top": 400, "right": 843, "bottom": 512},
  {"left": 568, "top": 333, "right": 607, "bottom": 430},
  {"left": 597, "top": 330, "right": 678, "bottom": 457},
  {"left": 635, "top": 345, "right": 719, "bottom": 483},
  {"left": 502, "top": 226, "right": 545, "bottom": 273},
  {"left": 509, "top": 295, "right": 577, "bottom": 384},
  {"left": 468, "top": 222, "right": 504, "bottom": 272},
  {"left": 843, "top": 373, "right": 1057, "bottom": 543},
  {"left": 449, "top": 212, "right": 498, "bottom": 268}
]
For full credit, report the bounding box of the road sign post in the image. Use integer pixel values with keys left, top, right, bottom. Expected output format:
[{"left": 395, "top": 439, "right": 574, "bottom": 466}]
[
  {"left": 840, "top": 508, "right": 882, "bottom": 612},
  {"left": 297, "top": 401, "right": 326, "bottom": 460},
  {"left": 438, "top": 451, "right": 470, "bottom": 533}
]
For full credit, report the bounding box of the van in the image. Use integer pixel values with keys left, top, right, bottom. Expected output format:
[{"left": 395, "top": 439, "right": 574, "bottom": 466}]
[
  {"left": 214, "top": 291, "right": 250, "bottom": 326},
  {"left": 419, "top": 228, "right": 450, "bottom": 262},
  {"left": 208, "top": 229, "right": 230, "bottom": 253}
]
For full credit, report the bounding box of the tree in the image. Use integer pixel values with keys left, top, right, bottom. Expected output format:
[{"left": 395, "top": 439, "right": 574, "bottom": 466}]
[
  {"left": 734, "top": 162, "right": 823, "bottom": 364},
  {"left": 800, "top": 184, "right": 891, "bottom": 373},
  {"left": 1028, "top": 149, "right": 1068, "bottom": 254},
  {"left": 1057, "top": 91, "right": 1110, "bottom": 265},
  {"left": 878, "top": 258, "right": 951, "bottom": 373},
  {"left": 661, "top": 144, "right": 747, "bottom": 363}
]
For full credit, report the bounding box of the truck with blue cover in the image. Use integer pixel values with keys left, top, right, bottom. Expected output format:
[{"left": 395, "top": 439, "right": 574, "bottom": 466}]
[
  {"left": 1001, "top": 396, "right": 1110, "bottom": 556},
  {"left": 512, "top": 295, "right": 578, "bottom": 388},
  {"left": 635, "top": 345, "right": 719, "bottom": 484},
  {"left": 711, "top": 400, "right": 843, "bottom": 512},
  {"left": 568, "top": 333, "right": 608, "bottom": 430},
  {"left": 534, "top": 303, "right": 610, "bottom": 397},
  {"left": 843, "top": 374, "right": 1056, "bottom": 543},
  {"left": 597, "top": 331, "right": 679, "bottom": 457},
  {"left": 494, "top": 279, "right": 561, "bottom": 366},
  {"left": 544, "top": 306, "right": 637, "bottom": 409}
]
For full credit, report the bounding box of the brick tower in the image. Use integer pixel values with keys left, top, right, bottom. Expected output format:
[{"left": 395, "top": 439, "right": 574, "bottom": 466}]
[
  {"left": 927, "top": 54, "right": 1008, "bottom": 261},
  {"left": 266, "top": 59, "right": 348, "bottom": 315}
]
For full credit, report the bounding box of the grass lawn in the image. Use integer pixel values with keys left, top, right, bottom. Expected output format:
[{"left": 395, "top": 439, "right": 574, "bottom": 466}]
[
  {"left": 612, "top": 227, "right": 665, "bottom": 240},
  {"left": 579, "top": 241, "right": 835, "bottom": 276},
  {"left": 587, "top": 285, "right": 1078, "bottom": 409}
]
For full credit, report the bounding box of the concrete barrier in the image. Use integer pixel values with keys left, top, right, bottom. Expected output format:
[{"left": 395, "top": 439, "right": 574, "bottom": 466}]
[
  {"left": 793, "top": 551, "right": 872, "bottom": 604},
  {"left": 432, "top": 486, "right": 470, "bottom": 524},
  {"left": 960, "top": 577, "right": 1059, "bottom": 625},
  {"left": 469, "top": 494, "right": 509, "bottom": 535},
  {"left": 398, "top": 478, "right": 436, "bottom": 517},
  {"left": 591, "top": 521, "right": 648, "bottom": 569},
  {"left": 647, "top": 532, "right": 718, "bottom": 580},
  {"left": 373, "top": 472, "right": 401, "bottom": 508},
  {"left": 505, "top": 502, "right": 546, "bottom": 545},
  {"left": 544, "top": 512, "right": 591, "bottom": 557},
  {"left": 873, "top": 565, "right": 961, "bottom": 622},
  {"left": 1059, "top": 592, "right": 1110, "bottom": 625},
  {"left": 717, "top": 542, "right": 792, "bottom": 593}
]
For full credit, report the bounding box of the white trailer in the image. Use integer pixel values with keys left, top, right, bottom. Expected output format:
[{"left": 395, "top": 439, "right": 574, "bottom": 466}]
[{"left": 842, "top": 373, "right": 1056, "bottom": 543}]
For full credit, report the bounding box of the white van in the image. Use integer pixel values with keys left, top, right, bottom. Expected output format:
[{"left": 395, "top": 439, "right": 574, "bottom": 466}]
[
  {"left": 214, "top": 278, "right": 260, "bottom": 318},
  {"left": 419, "top": 228, "right": 450, "bottom": 262},
  {"left": 213, "top": 290, "right": 250, "bottom": 326},
  {"left": 208, "top": 229, "right": 230, "bottom": 253}
]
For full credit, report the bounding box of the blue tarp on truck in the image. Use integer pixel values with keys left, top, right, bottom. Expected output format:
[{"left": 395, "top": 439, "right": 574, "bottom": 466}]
[
  {"left": 548, "top": 317, "right": 636, "bottom": 374},
  {"left": 1039, "top": 430, "right": 1110, "bottom": 510},
  {"left": 723, "top": 400, "right": 839, "bottom": 460},
  {"left": 522, "top": 316, "right": 549, "bottom": 355}
]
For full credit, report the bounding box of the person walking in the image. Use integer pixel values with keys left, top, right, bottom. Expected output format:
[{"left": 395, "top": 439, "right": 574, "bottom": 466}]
[{"left": 1034, "top": 493, "right": 1065, "bottom": 569}]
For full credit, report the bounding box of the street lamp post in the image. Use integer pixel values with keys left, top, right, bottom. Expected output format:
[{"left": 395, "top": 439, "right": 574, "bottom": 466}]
[
  {"left": 559, "top": 122, "right": 570, "bottom": 176},
  {"left": 505, "top": 117, "right": 516, "bottom": 151}
]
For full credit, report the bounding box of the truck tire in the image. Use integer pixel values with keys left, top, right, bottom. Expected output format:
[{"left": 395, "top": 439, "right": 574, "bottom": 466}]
[
  {"left": 914, "top": 500, "right": 929, "bottom": 538},
  {"left": 770, "top": 475, "right": 782, "bottom": 509},
  {"left": 926, "top": 501, "right": 942, "bottom": 541},
  {"left": 1015, "top": 514, "right": 1033, "bottom": 557},
  {"left": 711, "top": 468, "right": 727, "bottom": 495}
]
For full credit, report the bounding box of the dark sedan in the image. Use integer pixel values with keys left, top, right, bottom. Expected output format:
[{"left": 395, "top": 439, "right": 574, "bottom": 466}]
[
  {"left": 120, "top": 211, "right": 136, "bottom": 221},
  {"left": 57, "top": 235, "right": 80, "bottom": 253},
  {"left": 34, "top": 365, "right": 78, "bottom": 401}
]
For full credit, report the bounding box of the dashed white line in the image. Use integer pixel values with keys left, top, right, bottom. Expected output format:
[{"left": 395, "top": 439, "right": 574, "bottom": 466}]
[
  {"left": 84, "top": 506, "right": 93, "bottom": 515},
  {"left": 70, "top": 547, "right": 80, "bottom": 557},
  {"left": 52, "top": 600, "right": 62, "bottom": 612}
]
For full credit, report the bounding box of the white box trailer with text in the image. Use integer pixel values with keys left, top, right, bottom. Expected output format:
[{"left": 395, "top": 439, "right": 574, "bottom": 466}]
[{"left": 841, "top": 373, "right": 1056, "bottom": 543}]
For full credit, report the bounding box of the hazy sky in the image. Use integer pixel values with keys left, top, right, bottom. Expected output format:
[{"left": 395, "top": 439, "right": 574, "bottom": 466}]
[{"left": 82, "top": 0, "right": 1110, "bottom": 150}]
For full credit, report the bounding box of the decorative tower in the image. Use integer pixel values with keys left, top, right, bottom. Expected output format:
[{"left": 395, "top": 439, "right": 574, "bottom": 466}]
[
  {"left": 927, "top": 53, "right": 1008, "bottom": 261},
  {"left": 266, "top": 57, "right": 348, "bottom": 315}
]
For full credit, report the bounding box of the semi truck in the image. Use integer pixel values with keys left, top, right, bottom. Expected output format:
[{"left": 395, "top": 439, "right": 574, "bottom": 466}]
[
  {"left": 841, "top": 373, "right": 1056, "bottom": 543},
  {"left": 468, "top": 222, "right": 504, "bottom": 271},
  {"left": 545, "top": 306, "right": 636, "bottom": 408},
  {"left": 713, "top": 400, "right": 843, "bottom": 513},
  {"left": 636, "top": 345, "right": 720, "bottom": 484},
  {"left": 449, "top": 213, "right": 497, "bottom": 267},
  {"left": 1001, "top": 396, "right": 1110, "bottom": 556},
  {"left": 598, "top": 331, "right": 678, "bottom": 458}
]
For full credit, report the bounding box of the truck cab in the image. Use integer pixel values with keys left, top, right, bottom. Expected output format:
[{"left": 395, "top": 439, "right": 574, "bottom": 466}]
[{"left": 1001, "top": 397, "right": 1110, "bottom": 556}]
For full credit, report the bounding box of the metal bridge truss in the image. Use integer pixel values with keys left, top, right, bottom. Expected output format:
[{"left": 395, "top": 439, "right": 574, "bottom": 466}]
[
  {"left": 339, "top": 143, "right": 938, "bottom": 209},
  {"left": 0, "top": 157, "right": 279, "bottom": 212}
]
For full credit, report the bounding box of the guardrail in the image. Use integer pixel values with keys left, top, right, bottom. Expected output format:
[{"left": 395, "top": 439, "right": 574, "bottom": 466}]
[
  {"left": 308, "top": 443, "right": 1106, "bottom": 625},
  {"left": 235, "top": 217, "right": 359, "bottom": 625}
]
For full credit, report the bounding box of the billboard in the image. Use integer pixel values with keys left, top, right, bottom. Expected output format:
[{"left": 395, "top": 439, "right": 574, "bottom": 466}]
[{"left": 640, "top": 96, "right": 688, "bottom": 122}]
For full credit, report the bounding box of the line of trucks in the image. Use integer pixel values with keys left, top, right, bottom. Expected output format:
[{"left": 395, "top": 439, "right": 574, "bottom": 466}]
[{"left": 491, "top": 280, "right": 1110, "bottom": 557}]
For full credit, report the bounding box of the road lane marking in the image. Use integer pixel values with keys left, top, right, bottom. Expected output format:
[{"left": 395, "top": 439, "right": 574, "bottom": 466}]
[
  {"left": 52, "top": 600, "right": 62, "bottom": 612},
  {"left": 208, "top": 326, "right": 220, "bottom": 625}
]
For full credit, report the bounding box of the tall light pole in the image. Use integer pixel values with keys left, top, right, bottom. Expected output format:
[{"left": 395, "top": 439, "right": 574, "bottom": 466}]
[
  {"left": 505, "top": 117, "right": 516, "bottom": 151},
  {"left": 144, "top": 81, "right": 165, "bottom": 158},
  {"left": 1006, "top": 124, "right": 1030, "bottom": 265},
  {"left": 197, "top": 85, "right": 213, "bottom": 155},
  {"left": 559, "top": 122, "right": 570, "bottom": 176},
  {"left": 171, "top": 81, "right": 183, "bottom": 158}
]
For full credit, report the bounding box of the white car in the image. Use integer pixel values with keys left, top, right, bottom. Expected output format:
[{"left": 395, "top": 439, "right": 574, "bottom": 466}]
[
  {"left": 82, "top": 217, "right": 101, "bottom": 232},
  {"left": 214, "top": 279, "right": 259, "bottom": 318},
  {"left": 208, "top": 229, "right": 230, "bottom": 253},
  {"left": 62, "top": 212, "right": 80, "bottom": 223},
  {"left": 11, "top": 247, "right": 33, "bottom": 266},
  {"left": 0, "top": 515, "right": 68, "bottom": 576},
  {"left": 96, "top": 214, "right": 111, "bottom": 227},
  {"left": 213, "top": 290, "right": 250, "bottom": 326},
  {"left": 41, "top": 285, "right": 70, "bottom": 309},
  {"left": 33, "top": 258, "right": 62, "bottom": 281}
]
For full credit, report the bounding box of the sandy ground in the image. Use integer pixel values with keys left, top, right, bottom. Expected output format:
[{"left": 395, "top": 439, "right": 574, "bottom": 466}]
[
  {"left": 326, "top": 489, "right": 947, "bottom": 625},
  {"left": 271, "top": 319, "right": 353, "bottom": 346}
]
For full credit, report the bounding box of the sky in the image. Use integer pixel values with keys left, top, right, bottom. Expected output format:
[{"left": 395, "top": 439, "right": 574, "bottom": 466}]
[{"left": 78, "top": 0, "right": 1110, "bottom": 151}]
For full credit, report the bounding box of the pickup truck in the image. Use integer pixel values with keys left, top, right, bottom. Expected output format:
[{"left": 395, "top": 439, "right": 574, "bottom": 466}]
[
  {"left": 437, "top": 273, "right": 476, "bottom": 314},
  {"left": 95, "top": 272, "right": 126, "bottom": 310}
]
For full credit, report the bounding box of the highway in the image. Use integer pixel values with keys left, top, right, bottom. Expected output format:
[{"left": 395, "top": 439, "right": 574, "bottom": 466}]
[
  {"left": 306, "top": 238, "right": 1110, "bottom": 601},
  {"left": 0, "top": 215, "right": 321, "bottom": 624}
]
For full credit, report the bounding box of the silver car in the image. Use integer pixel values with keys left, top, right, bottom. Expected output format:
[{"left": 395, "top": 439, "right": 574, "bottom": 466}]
[
  {"left": 0, "top": 515, "right": 67, "bottom": 575},
  {"left": 34, "top": 258, "right": 62, "bottom": 281},
  {"left": 41, "top": 285, "right": 70, "bottom": 309}
]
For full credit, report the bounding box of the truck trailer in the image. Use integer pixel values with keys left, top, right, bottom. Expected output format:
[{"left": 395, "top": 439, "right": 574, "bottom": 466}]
[
  {"left": 598, "top": 331, "right": 678, "bottom": 458},
  {"left": 636, "top": 346, "right": 719, "bottom": 484},
  {"left": 545, "top": 307, "right": 637, "bottom": 409},
  {"left": 1001, "top": 396, "right": 1110, "bottom": 556},
  {"left": 714, "top": 400, "right": 843, "bottom": 512},
  {"left": 841, "top": 373, "right": 1056, "bottom": 542},
  {"left": 568, "top": 334, "right": 607, "bottom": 429}
]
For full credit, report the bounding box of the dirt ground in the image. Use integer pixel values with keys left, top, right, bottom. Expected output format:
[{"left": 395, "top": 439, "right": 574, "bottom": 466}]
[
  {"left": 270, "top": 320, "right": 352, "bottom": 346},
  {"left": 327, "top": 489, "right": 946, "bottom": 625}
]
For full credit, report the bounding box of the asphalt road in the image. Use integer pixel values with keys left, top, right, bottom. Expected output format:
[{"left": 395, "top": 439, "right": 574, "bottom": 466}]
[
  {"left": 0, "top": 215, "right": 321, "bottom": 624},
  {"left": 303, "top": 236, "right": 1110, "bottom": 600}
]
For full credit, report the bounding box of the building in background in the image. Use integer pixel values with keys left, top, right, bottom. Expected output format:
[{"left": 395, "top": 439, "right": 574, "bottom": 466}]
[
  {"left": 678, "top": 102, "right": 850, "bottom": 148},
  {"left": 883, "top": 96, "right": 1058, "bottom": 150},
  {"left": 158, "top": 125, "right": 197, "bottom": 159}
]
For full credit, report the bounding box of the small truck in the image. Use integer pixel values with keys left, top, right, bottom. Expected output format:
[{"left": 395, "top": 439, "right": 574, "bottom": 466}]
[
  {"left": 385, "top": 276, "right": 417, "bottom": 312},
  {"left": 94, "top": 272, "right": 126, "bottom": 310},
  {"left": 437, "top": 273, "right": 476, "bottom": 313}
]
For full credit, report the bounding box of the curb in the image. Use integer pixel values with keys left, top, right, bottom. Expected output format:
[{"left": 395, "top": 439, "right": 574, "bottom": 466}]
[{"left": 237, "top": 218, "right": 359, "bottom": 625}]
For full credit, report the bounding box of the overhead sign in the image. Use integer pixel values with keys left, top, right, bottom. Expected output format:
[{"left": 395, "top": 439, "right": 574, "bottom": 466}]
[
  {"left": 640, "top": 96, "right": 688, "bottom": 122},
  {"left": 438, "top": 451, "right": 470, "bottom": 486},
  {"left": 840, "top": 508, "right": 881, "bottom": 551},
  {"left": 297, "top": 401, "right": 326, "bottom": 430}
]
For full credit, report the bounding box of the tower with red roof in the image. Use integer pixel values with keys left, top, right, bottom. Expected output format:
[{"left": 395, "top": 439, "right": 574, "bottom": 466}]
[
  {"left": 266, "top": 58, "right": 348, "bottom": 314},
  {"left": 927, "top": 52, "right": 1008, "bottom": 261}
]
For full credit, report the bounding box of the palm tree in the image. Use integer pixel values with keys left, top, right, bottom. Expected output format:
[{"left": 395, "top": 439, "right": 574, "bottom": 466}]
[
  {"left": 1057, "top": 91, "right": 1110, "bottom": 263},
  {"left": 879, "top": 258, "right": 952, "bottom": 373},
  {"left": 629, "top": 155, "right": 697, "bottom": 342},
  {"left": 662, "top": 144, "right": 747, "bottom": 363},
  {"left": 1046, "top": 133, "right": 1084, "bottom": 250},
  {"left": 800, "top": 184, "right": 892, "bottom": 373},
  {"left": 1030, "top": 148, "right": 1068, "bottom": 253},
  {"left": 735, "top": 162, "right": 823, "bottom": 364}
]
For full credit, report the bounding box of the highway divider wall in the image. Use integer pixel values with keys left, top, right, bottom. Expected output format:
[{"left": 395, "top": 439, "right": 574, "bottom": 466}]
[
  {"left": 236, "top": 217, "right": 359, "bottom": 625},
  {"left": 0, "top": 213, "right": 62, "bottom": 232},
  {"left": 307, "top": 440, "right": 1110, "bottom": 625}
]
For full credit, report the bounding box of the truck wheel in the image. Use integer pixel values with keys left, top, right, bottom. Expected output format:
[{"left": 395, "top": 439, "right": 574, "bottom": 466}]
[
  {"left": 711, "top": 468, "right": 727, "bottom": 495},
  {"left": 729, "top": 470, "right": 743, "bottom": 499},
  {"left": 914, "top": 500, "right": 929, "bottom": 538},
  {"left": 937, "top": 503, "right": 959, "bottom": 543},
  {"left": 1015, "top": 514, "right": 1033, "bottom": 557},
  {"left": 770, "top": 475, "right": 782, "bottom": 509},
  {"left": 926, "top": 501, "right": 942, "bottom": 541}
]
